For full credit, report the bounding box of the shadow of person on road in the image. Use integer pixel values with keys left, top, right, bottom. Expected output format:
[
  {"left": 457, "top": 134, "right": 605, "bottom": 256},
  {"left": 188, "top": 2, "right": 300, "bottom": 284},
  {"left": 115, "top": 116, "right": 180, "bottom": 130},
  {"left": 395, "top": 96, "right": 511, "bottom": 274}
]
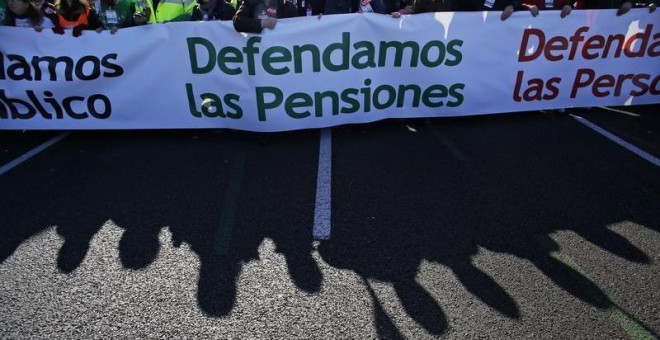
[
  {"left": 459, "top": 113, "right": 658, "bottom": 309},
  {"left": 319, "top": 115, "right": 657, "bottom": 336},
  {"left": 0, "top": 129, "right": 323, "bottom": 318},
  {"left": 0, "top": 133, "right": 130, "bottom": 274},
  {"left": 320, "top": 120, "right": 518, "bottom": 336},
  {"left": 157, "top": 130, "right": 324, "bottom": 317}
]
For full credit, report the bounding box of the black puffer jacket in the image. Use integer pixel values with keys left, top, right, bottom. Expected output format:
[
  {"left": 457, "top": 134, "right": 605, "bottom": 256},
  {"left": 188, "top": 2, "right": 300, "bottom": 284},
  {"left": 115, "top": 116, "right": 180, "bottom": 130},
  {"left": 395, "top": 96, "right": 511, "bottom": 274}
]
[
  {"left": 233, "top": 0, "right": 296, "bottom": 33},
  {"left": 191, "top": 0, "right": 236, "bottom": 20}
]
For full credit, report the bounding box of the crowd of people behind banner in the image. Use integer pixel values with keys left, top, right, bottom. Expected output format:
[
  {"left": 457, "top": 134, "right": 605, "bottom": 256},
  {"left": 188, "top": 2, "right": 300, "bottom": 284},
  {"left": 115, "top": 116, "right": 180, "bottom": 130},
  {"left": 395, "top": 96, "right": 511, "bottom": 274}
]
[{"left": 1, "top": 0, "right": 657, "bottom": 36}]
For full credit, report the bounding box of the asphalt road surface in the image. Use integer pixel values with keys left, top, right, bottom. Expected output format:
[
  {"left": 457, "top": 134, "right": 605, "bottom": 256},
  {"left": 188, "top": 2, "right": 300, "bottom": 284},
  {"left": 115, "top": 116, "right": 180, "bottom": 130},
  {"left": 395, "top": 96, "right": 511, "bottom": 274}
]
[{"left": 1, "top": 105, "right": 658, "bottom": 339}]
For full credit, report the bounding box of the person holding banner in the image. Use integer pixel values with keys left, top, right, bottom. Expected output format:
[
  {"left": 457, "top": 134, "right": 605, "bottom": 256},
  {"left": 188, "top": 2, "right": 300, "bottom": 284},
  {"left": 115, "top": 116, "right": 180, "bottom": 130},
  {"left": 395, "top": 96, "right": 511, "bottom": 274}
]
[
  {"left": 392, "top": 0, "right": 520, "bottom": 19},
  {"left": 3, "top": 0, "right": 62, "bottom": 31},
  {"left": 383, "top": 0, "right": 411, "bottom": 15},
  {"left": 32, "top": 0, "right": 65, "bottom": 29},
  {"left": 232, "top": 0, "right": 296, "bottom": 33},
  {"left": 190, "top": 0, "right": 235, "bottom": 21},
  {"left": 141, "top": 0, "right": 196, "bottom": 23},
  {"left": 523, "top": 0, "right": 572, "bottom": 17},
  {"left": 461, "top": 0, "right": 522, "bottom": 20},
  {"left": 320, "top": 0, "right": 357, "bottom": 13},
  {"left": 357, "top": 0, "right": 384, "bottom": 12},
  {"left": 293, "top": 0, "right": 322, "bottom": 15},
  {"left": 575, "top": 0, "right": 656, "bottom": 14},
  {"left": 92, "top": 0, "right": 144, "bottom": 33},
  {"left": 1, "top": 0, "right": 8, "bottom": 23},
  {"left": 55, "top": 0, "right": 103, "bottom": 36},
  {"left": 0, "top": 1, "right": 6, "bottom": 18},
  {"left": 390, "top": 0, "right": 455, "bottom": 17}
]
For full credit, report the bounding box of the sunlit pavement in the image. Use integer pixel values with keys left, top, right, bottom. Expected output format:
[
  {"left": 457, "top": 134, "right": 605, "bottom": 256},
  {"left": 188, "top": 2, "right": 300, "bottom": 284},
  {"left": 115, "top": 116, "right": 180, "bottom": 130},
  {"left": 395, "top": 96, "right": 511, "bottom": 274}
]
[{"left": 1, "top": 105, "right": 658, "bottom": 339}]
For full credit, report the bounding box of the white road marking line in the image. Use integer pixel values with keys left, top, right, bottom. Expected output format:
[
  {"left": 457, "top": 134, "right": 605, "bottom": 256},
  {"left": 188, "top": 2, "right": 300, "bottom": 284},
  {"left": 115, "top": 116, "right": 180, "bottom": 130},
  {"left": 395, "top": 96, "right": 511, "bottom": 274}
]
[
  {"left": 429, "top": 129, "right": 468, "bottom": 162},
  {"left": 313, "top": 128, "right": 332, "bottom": 240},
  {"left": 212, "top": 152, "right": 246, "bottom": 257},
  {"left": 0, "top": 132, "right": 70, "bottom": 176},
  {"left": 597, "top": 106, "right": 640, "bottom": 117},
  {"left": 571, "top": 115, "right": 660, "bottom": 168}
]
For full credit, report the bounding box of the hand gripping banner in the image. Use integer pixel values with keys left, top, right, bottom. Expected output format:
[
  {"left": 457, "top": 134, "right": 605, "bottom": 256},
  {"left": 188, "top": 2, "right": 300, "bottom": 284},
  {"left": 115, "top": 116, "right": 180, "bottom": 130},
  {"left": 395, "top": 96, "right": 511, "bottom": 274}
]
[{"left": 0, "top": 9, "right": 658, "bottom": 131}]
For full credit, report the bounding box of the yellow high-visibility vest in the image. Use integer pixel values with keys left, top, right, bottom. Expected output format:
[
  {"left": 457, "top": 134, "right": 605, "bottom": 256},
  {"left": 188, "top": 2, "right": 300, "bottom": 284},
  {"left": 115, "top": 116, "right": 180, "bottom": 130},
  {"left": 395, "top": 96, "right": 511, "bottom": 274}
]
[{"left": 145, "top": 0, "right": 196, "bottom": 23}]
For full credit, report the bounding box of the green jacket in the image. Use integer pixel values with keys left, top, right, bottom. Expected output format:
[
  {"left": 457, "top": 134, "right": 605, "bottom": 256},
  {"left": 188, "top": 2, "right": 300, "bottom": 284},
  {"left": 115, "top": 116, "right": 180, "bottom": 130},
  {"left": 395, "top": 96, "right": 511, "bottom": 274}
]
[
  {"left": 91, "top": 0, "right": 137, "bottom": 28},
  {"left": 146, "top": 0, "right": 196, "bottom": 23},
  {"left": 0, "top": 0, "right": 7, "bottom": 25}
]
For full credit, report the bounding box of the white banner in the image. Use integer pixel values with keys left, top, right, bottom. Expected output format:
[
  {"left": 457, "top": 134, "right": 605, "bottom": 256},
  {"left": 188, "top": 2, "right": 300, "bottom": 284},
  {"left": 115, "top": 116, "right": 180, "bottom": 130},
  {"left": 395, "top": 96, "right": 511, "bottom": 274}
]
[{"left": 1, "top": 9, "right": 659, "bottom": 131}]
